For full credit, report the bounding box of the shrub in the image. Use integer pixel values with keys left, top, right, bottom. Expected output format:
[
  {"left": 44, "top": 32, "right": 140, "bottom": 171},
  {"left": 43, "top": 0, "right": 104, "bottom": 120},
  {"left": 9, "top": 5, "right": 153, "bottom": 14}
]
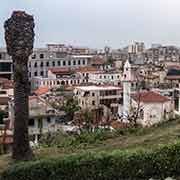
[{"left": 2, "top": 143, "right": 180, "bottom": 180}]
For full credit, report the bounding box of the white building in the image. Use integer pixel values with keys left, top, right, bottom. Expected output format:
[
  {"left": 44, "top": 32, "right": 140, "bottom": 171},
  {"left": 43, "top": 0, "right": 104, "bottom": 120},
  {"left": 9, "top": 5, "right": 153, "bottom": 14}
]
[
  {"left": 131, "top": 91, "right": 174, "bottom": 127},
  {"left": 88, "top": 70, "right": 121, "bottom": 85},
  {"left": 31, "top": 66, "right": 99, "bottom": 89},
  {"left": 9, "top": 96, "right": 65, "bottom": 142},
  {"left": 0, "top": 45, "right": 93, "bottom": 80}
]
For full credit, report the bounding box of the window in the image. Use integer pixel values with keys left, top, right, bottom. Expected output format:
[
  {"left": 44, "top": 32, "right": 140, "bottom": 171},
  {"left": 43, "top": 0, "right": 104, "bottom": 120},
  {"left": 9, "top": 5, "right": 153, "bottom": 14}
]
[
  {"left": 63, "top": 61, "right": 66, "bottom": 66},
  {"left": 104, "top": 75, "right": 106, "bottom": 79},
  {"left": 78, "top": 60, "right": 81, "bottom": 65},
  {"left": 117, "top": 75, "right": 120, "bottom": 79},
  {"left": 68, "top": 61, "right": 71, "bottom": 66},
  {"left": 73, "top": 60, "right": 76, "bottom": 65},
  {"left": 126, "top": 68, "right": 128, "bottom": 71},
  {"left": 46, "top": 61, "right": 49, "bottom": 67},
  {"left": 82, "top": 59, "right": 86, "bottom": 65},
  {"left": 52, "top": 61, "right": 55, "bottom": 66},
  {"left": 40, "top": 71, "right": 44, "bottom": 76},
  {"left": 58, "top": 61, "right": 61, "bottom": 66},
  {"left": 34, "top": 62, "right": 37, "bottom": 68},
  {"left": 40, "top": 62, "right": 43, "bottom": 67},
  {"left": 92, "top": 92, "right": 95, "bottom": 97},
  {"left": 92, "top": 100, "right": 95, "bottom": 105},
  {"left": 29, "top": 62, "right": 31, "bottom": 68},
  {"left": 29, "top": 72, "right": 31, "bottom": 77},
  {"left": 47, "top": 117, "right": 51, "bottom": 123},
  {"left": 111, "top": 76, "right": 114, "bottom": 79},
  {"left": 34, "top": 72, "right": 37, "bottom": 76},
  {"left": 40, "top": 54, "right": 44, "bottom": 59},
  {"left": 0, "top": 54, "right": 2, "bottom": 59},
  {"left": 31, "top": 54, "right": 36, "bottom": 59},
  {"left": 28, "top": 119, "right": 35, "bottom": 126}
]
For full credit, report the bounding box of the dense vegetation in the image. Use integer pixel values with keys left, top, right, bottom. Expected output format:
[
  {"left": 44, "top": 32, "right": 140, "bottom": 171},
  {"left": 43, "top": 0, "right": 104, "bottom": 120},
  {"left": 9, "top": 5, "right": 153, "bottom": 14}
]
[
  {"left": 1, "top": 118, "right": 180, "bottom": 179},
  {"left": 2, "top": 142, "right": 180, "bottom": 180}
]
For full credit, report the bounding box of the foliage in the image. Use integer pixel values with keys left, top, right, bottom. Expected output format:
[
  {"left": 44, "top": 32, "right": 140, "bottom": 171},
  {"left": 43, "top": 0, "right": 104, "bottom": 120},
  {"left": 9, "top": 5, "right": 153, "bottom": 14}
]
[
  {"left": 39, "top": 129, "right": 115, "bottom": 149},
  {"left": 63, "top": 98, "right": 80, "bottom": 121},
  {"left": 75, "top": 109, "right": 94, "bottom": 132},
  {"left": 105, "top": 56, "right": 114, "bottom": 65},
  {"left": 2, "top": 142, "right": 180, "bottom": 180}
]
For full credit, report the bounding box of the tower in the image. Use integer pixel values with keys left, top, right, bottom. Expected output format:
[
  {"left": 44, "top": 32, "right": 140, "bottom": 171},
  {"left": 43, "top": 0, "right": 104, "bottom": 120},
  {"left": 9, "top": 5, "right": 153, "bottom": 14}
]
[{"left": 123, "top": 60, "right": 131, "bottom": 119}]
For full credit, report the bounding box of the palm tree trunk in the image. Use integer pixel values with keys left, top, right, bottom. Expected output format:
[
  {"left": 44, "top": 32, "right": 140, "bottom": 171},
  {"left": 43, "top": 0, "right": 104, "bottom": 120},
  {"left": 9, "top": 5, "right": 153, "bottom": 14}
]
[{"left": 12, "top": 57, "right": 32, "bottom": 160}]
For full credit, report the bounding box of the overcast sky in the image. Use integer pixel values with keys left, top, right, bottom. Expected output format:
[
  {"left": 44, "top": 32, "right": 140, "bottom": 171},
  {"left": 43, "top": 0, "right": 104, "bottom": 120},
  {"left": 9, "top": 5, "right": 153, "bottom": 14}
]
[{"left": 1, "top": 0, "right": 180, "bottom": 48}]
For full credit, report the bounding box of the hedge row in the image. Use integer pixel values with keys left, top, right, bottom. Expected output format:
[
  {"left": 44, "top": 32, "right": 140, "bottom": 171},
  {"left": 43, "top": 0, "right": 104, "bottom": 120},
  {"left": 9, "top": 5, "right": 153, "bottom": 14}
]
[{"left": 1, "top": 143, "right": 180, "bottom": 180}]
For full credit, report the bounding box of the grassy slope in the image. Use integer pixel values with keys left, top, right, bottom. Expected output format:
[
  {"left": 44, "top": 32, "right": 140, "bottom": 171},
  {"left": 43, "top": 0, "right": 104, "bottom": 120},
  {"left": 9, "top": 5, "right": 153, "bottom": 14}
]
[
  {"left": 36, "top": 118, "right": 180, "bottom": 158},
  {"left": 1, "top": 118, "right": 180, "bottom": 173}
]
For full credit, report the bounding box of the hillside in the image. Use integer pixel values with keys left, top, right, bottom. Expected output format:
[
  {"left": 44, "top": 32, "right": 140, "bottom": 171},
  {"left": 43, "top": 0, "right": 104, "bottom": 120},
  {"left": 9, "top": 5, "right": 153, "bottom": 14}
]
[{"left": 1, "top": 118, "right": 180, "bottom": 175}]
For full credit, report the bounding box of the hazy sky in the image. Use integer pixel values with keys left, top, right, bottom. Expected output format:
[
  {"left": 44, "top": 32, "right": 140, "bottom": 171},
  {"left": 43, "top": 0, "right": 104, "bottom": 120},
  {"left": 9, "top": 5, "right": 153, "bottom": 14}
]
[{"left": 1, "top": 0, "right": 180, "bottom": 48}]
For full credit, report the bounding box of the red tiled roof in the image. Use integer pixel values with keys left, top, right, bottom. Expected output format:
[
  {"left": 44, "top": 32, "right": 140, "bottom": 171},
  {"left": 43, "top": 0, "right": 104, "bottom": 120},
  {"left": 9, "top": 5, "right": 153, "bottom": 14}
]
[
  {"left": 48, "top": 67, "right": 72, "bottom": 74},
  {"left": 34, "top": 87, "right": 49, "bottom": 96},
  {"left": 165, "top": 75, "right": 180, "bottom": 80},
  {"left": 0, "top": 78, "right": 13, "bottom": 89},
  {"left": 75, "top": 66, "right": 98, "bottom": 72},
  {"left": 0, "top": 136, "right": 13, "bottom": 144},
  {"left": 91, "top": 57, "right": 105, "bottom": 65},
  {"left": 132, "top": 91, "right": 170, "bottom": 103},
  {"left": 0, "top": 96, "right": 9, "bottom": 105}
]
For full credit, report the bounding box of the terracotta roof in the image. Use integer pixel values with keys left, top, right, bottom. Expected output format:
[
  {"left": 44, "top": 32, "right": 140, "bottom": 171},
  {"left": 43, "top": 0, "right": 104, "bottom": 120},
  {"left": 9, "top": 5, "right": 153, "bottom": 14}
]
[
  {"left": 48, "top": 67, "right": 72, "bottom": 74},
  {"left": 34, "top": 87, "right": 49, "bottom": 96},
  {"left": 75, "top": 66, "right": 98, "bottom": 73},
  {"left": 91, "top": 57, "right": 105, "bottom": 65},
  {"left": 132, "top": 91, "right": 170, "bottom": 103},
  {"left": 165, "top": 76, "right": 180, "bottom": 80},
  {"left": 0, "top": 135, "right": 13, "bottom": 144},
  {"left": 0, "top": 96, "right": 9, "bottom": 105},
  {"left": 0, "top": 78, "right": 13, "bottom": 89}
]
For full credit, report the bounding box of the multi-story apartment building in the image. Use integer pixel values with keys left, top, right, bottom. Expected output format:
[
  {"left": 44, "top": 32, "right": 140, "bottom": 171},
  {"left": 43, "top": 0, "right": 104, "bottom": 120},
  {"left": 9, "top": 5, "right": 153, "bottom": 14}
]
[
  {"left": 74, "top": 85, "right": 122, "bottom": 119},
  {"left": 28, "top": 47, "right": 93, "bottom": 79},
  {"left": 128, "top": 42, "right": 145, "bottom": 54},
  {"left": 0, "top": 44, "right": 93, "bottom": 80}
]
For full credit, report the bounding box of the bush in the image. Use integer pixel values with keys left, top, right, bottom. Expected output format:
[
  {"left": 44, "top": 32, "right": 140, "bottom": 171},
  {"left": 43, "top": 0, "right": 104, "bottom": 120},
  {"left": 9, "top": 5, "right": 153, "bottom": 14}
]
[
  {"left": 39, "top": 130, "right": 115, "bottom": 149},
  {"left": 2, "top": 143, "right": 180, "bottom": 180}
]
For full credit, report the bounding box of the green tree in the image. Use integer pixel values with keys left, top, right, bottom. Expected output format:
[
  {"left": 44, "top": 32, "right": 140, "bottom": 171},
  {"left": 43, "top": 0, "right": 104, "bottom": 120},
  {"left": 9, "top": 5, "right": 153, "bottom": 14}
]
[{"left": 64, "top": 98, "right": 80, "bottom": 122}]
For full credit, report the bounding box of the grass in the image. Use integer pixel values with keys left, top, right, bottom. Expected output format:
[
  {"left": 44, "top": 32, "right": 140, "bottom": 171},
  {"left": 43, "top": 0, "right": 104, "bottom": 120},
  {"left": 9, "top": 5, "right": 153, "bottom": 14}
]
[
  {"left": 1, "top": 118, "right": 180, "bottom": 173},
  {"left": 36, "top": 118, "right": 180, "bottom": 158}
]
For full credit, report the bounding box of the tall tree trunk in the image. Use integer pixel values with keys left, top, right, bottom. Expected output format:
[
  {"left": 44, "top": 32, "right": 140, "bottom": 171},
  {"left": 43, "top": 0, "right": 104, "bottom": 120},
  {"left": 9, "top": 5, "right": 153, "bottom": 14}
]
[
  {"left": 4, "top": 11, "right": 35, "bottom": 160},
  {"left": 13, "top": 57, "right": 32, "bottom": 160}
]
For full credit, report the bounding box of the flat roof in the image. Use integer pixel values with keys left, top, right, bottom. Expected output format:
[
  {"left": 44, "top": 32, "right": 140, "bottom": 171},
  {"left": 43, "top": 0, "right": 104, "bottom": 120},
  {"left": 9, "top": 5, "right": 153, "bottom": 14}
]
[{"left": 75, "top": 85, "right": 122, "bottom": 91}]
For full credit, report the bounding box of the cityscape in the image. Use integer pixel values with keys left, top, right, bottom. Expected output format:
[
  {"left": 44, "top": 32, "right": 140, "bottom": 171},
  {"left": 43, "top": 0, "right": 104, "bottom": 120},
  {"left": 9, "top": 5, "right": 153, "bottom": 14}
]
[{"left": 1, "top": 0, "right": 180, "bottom": 179}]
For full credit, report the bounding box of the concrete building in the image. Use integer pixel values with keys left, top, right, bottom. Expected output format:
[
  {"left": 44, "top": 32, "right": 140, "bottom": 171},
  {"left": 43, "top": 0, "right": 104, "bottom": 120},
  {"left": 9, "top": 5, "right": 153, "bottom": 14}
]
[
  {"left": 88, "top": 70, "right": 121, "bottom": 85},
  {"left": 74, "top": 85, "right": 122, "bottom": 120},
  {"left": 9, "top": 96, "right": 65, "bottom": 142},
  {"left": 131, "top": 91, "right": 174, "bottom": 127},
  {"left": 128, "top": 42, "right": 145, "bottom": 54}
]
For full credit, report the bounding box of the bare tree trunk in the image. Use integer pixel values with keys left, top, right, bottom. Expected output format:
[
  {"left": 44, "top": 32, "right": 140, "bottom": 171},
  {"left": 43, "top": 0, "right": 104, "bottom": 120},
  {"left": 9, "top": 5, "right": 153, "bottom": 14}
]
[
  {"left": 13, "top": 57, "right": 32, "bottom": 160},
  {"left": 4, "top": 11, "right": 35, "bottom": 160}
]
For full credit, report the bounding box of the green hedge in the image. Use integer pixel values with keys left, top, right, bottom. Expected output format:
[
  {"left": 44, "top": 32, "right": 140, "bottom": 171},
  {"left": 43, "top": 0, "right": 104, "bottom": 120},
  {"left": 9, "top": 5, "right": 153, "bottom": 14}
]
[{"left": 2, "top": 143, "right": 180, "bottom": 180}]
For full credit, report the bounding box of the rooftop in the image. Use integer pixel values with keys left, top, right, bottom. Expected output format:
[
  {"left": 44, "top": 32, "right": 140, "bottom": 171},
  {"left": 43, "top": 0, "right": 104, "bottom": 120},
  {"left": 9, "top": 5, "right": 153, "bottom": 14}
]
[
  {"left": 34, "top": 87, "right": 50, "bottom": 96},
  {"left": 75, "top": 85, "right": 122, "bottom": 91},
  {"left": 132, "top": 91, "right": 170, "bottom": 103}
]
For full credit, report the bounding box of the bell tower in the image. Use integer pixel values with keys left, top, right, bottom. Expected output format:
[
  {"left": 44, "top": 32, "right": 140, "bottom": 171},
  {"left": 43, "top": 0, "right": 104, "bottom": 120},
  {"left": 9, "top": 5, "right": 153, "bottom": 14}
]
[{"left": 123, "top": 60, "right": 131, "bottom": 119}]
